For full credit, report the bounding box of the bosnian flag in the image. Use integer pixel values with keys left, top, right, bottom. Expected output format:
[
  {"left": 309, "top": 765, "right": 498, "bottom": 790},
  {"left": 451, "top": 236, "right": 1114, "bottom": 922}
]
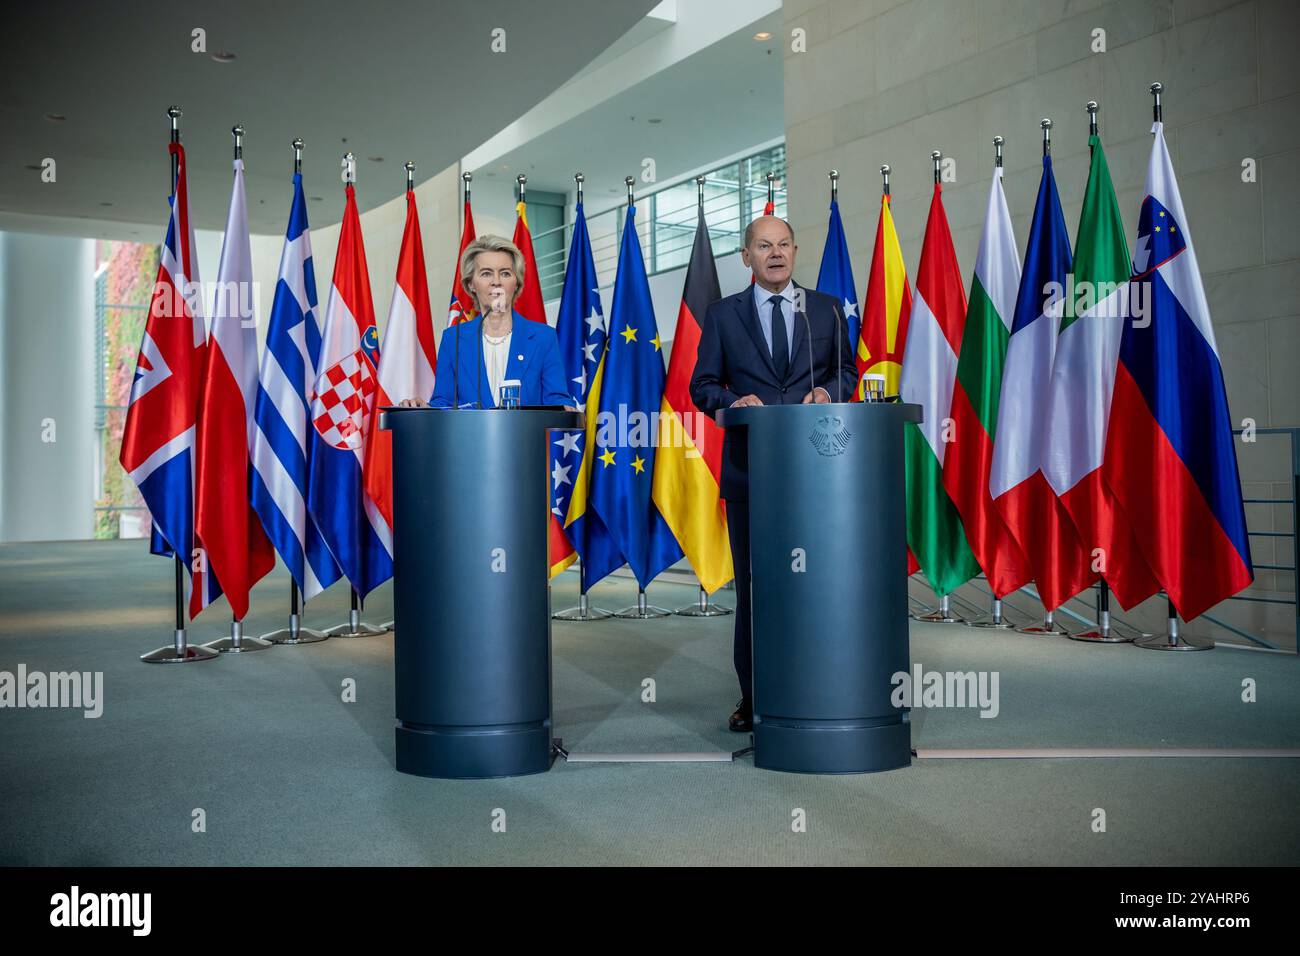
[
  {"left": 1102, "top": 122, "right": 1253, "bottom": 620},
  {"left": 364, "top": 189, "right": 437, "bottom": 526},
  {"left": 1041, "top": 129, "right": 1160, "bottom": 610},
  {"left": 119, "top": 142, "right": 216, "bottom": 615},
  {"left": 251, "top": 171, "right": 342, "bottom": 601},
  {"left": 306, "top": 183, "right": 393, "bottom": 597},
  {"left": 990, "top": 151, "right": 1097, "bottom": 611},
  {"left": 193, "top": 157, "right": 276, "bottom": 620}
]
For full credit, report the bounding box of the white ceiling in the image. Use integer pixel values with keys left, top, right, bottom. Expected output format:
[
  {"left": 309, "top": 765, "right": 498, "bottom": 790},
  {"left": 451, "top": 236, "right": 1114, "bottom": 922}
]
[{"left": 0, "top": 0, "right": 658, "bottom": 235}]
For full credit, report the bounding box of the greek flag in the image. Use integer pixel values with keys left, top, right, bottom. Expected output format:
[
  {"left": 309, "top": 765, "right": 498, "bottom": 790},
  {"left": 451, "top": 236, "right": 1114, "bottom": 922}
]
[{"left": 250, "top": 172, "right": 342, "bottom": 600}]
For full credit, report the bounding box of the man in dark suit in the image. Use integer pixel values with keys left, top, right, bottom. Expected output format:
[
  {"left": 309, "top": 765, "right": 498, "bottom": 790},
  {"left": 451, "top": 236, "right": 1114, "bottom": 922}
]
[{"left": 689, "top": 216, "right": 858, "bottom": 732}]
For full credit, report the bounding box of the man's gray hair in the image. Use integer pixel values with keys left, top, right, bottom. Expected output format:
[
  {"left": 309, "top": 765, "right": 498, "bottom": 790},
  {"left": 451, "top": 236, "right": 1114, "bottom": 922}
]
[
  {"left": 460, "top": 234, "right": 527, "bottom": 306},
  {"left": 743, "top": 216, "right": 796, "bottom": 250}
]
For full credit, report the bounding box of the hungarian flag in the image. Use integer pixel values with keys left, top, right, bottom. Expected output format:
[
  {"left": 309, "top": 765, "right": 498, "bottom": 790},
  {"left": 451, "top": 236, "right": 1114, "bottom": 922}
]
[
  {"left": 899, "top": 183, "right": 979, "bottom": 597},
  {"left": 193, "top": 156, "right": 276, "bottom": 620},
  {"left": 512, "top": 199, "right": 549, "bottom": 324},
  {"left": 364, "top": 188, "right": 437, "bottom": 527},
  {"left": 1042, "top": 130, "right": 1160, "bottom": 610},
  {"left": 119, "top": 141, "right": 215, "bottom": 615},
  {"left": 447, "top": 198, "right": 477, "bottom": 326},
  {"left": 857, "top": 193, "right": 911, "bottom": 398},
  {"left": 990, "top": 153, "right": 1096, "bottom": 611},
  {"left": 306, "top": 183, "right": 393, "bottom": 597},
  {"left": 652, "top": 202, "right": 732, "bottom": 594},
  {"left": 944, "top": 168, "right": 1032, "bottom": 599},
  {"left": 1102, "top": 122, "right": 1253, "bottom": 620}
]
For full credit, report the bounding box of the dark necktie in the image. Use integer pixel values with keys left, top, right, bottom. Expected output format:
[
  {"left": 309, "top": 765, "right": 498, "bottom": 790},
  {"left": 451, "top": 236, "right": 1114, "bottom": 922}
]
[{"left": 768, "top": 294, "right": 789, "bottom": 381}]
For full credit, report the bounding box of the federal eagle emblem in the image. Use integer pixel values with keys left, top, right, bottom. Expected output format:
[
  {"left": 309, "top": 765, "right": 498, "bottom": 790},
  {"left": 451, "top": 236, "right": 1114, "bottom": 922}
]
[{"left": 809, "top": 415, "right": 851, "bottom": 457}]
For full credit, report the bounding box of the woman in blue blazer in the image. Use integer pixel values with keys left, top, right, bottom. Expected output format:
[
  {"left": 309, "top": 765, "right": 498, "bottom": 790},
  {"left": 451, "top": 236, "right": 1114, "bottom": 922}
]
[{"left": 400, "top": 235, "right": 573, "bottom": 409}]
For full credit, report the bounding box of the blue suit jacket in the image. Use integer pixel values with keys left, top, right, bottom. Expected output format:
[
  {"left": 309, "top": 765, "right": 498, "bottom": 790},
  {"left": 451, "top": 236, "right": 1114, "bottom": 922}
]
[
  {"left": 430, "top": 312, "right": 574, "bottom": 408},
  {"left": 689, "top": 282, "right": 858, "bottom": 500}
]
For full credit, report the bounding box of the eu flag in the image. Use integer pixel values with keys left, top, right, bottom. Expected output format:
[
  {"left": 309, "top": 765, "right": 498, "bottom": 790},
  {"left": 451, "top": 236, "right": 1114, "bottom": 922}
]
[
  {"left": 556, "top": 202, "right": 624, "bottom": 588},
  {"left": 589, "top": 205, "right": 683, "bottom": 587},
  {"left": 817, "top": 198, "right": 861, "bottom": 348}
]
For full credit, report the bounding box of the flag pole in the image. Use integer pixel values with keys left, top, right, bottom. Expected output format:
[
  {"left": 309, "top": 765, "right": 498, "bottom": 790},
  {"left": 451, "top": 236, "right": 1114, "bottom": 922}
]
[
  {"left": 262, "top": 137, "right": 329, "bottom": 646},
  {"left": 915, "top": 151, "right": 968, "bottom": 626},
  {"left": 1065, "top": 102, "right": 1131, "bottom": 645},
  {"left": 675, "top": 173, "right": 734, "bottom": 618},
  {"left": 966, "top": 137, "right": 1017, "bottom": 631},
  {"left": 554, "top": 171, "right": 615, "bottom": 623},
  {"left": 765, "top": 170, "right": 775, "bottom": 208},
  {"left": 613, "top": 175, "right": 672, "bottom": 620},
  {"left": 142, "top": 105, "right": 219, "bottom": 664}
]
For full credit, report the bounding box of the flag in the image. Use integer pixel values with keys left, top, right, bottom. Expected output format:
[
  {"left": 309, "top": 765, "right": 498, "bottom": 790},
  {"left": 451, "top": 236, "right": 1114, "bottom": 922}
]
[
  {"left": 193, "top": 157, "right": 276, "bottom": 620},
  {"left": 1101, "top": 122, "right": 1253, "bottom": 620},
  {"left": 306, "top": 183, "right": 393, "bottom": 597},
  {"left": 589, "top": 204, "right": 684, "bottom": 587},
  {"left": 857, "top": 193, "right": 911, "bottom": 398},
  {"left": 119, "top": 142, "right": 217, "bottom": 615},
  {"left": 447, "top": 198, "right": 477, "bottom": 325},
  {"left": 1042, "top": 131, "right": 1160, "bottom": 610},
  {"left": 251, "top": 170, "right": 342, "bottom": 601},
  {"left": 990, "top": 153, "right": 1097, "bottom": 611},
  {"left": 364, "top": 189, "right": 437, "bottom": 527},
  {"left": 899, "top": 183, "right": 980, "bottom": 596},
  {"left": 555, "top": 201, "right": 623, "bottom": 585},
  {"left": 512, "top": 199, "right": 548, "bottom": 324},
  {"left": 652, "top": 203, "right": 733, "bottom": 594},
  {"left": 749, "top": 193, "right": 776, "bottom": 285},
  {"left": 944, "top": 168, "right": 1032, "bottom": 599},
  {"left": 816, "top": 198, "right": 861, "bottom": 348}
]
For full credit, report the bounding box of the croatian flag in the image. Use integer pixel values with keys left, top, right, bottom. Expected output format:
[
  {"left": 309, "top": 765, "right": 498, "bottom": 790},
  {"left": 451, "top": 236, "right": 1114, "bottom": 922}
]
[
  {"left": 364, "top": 188, "right": 437, "bottom": 527},
  {"left": 251, "top": 171, "right": 342, "bottom": 601},
  {"left": 193, "top": 157, "right": 276, "bottom": 620},
  {"left": 306, "top": 183, "right": 393, "bottom": 597},
  {"left": 119, "top": 142, "right": 217, "bottom": 614},
  {"left": 989, "top": 152, "right": 1097, "bottom": 611},
  {"left": 1102, "top": 122, "right": 1253, "bottom": 620}
]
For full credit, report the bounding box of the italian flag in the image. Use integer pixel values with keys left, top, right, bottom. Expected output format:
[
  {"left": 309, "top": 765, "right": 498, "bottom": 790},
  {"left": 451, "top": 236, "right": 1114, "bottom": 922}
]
[
  {"left": 942, "top": 169, "right": 1032, "bottom": 598},
  {"left": 899, "top": 184, "right": 979, "bottom": 596},
  {"left": 1041, "top": 132, "right": 1160, "bottom": 609}
]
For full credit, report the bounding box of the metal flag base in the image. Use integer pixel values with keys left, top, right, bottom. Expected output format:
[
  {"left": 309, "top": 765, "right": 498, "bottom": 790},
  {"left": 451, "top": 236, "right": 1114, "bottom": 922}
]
[
  {"left": 260, "top": 613, "right": 328, "bottom": 646},
  {"left": 1136, "top": 613, "right": 1214, "bottom": 651},
  {"left": 141, "top": 630, "right": 219, "bottom": 663},
  {"left": 1069, "top": 610, "right": 1133, "bottom": 643},
  {"left": 915, "top": 593, "right": 965, "bottom": 624},
  {"left": 554, "top": 591, "right": 613, "bottom": 621},
  {"left": 674, "top": 586, "right": 733, "bottom": 617},
  {"left": 613, "top": 589, "right": 672, "bottom": 619},
  {"left": 1016, "top": 610, "right": 1071, "bottom": 636},
  {"left": 204, "top": 620, "right": 273, "bottom": 653},
  {"left": 323, "top": 609, "right": 389, "bottom": 638},
  {"left": 966, "top": 597, "right": 1013, "bottom": 629}
]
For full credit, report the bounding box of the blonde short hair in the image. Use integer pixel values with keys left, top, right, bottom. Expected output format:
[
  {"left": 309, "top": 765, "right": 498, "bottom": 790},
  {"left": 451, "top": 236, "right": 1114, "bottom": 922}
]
[{"left": 460, "top": 234, "right": 526, "bottom": 309}]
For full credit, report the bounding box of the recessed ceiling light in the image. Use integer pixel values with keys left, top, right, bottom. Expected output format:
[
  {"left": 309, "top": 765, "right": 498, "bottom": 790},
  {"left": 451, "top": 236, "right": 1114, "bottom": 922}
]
[
  {"left": 310, "top": 196, "right": 323, "bottom": 201},
  {"left": 211, "top": 51, "right": 237, "bottom": 63},
  {"left": 753, "top": 31, "right": 771, "bottom": 40},
  {"left": 648, "top": 118, "right": 662, "bottom": 124},
  {"left": 100, "top": 202, "right": 113, "bottom": 207},
  {"left": 45, "top": 113, "right": 67, "bottom": 123},
  {"left": 368, "top": 156, "right": 384, "bottom": 162},
  {"left": 24, "top": 163, "right": 42, "bottom": 171}
]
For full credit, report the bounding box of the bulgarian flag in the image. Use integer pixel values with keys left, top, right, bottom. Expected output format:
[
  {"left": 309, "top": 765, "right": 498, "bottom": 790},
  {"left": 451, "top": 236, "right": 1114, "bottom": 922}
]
[
  {"left": 1041, "top": 130, "right": 1160, "bottom": 610},
  {"left": 944, "top": 167, "right": 1032, "bottom": 598},
  {"left": 447, "top": 197, "right": 477, "bottom": 326},
  {"left": 857, "top": 193, "right": 911, "bottom": 398},
  {"left": 899, "top": 183, "right": 980, "bottom": 596}
]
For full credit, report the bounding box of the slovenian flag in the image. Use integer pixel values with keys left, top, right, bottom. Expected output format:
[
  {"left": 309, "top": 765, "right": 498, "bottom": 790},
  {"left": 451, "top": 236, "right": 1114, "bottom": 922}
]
[{"left": 1101, "top": 122, "right": 1253, "bottom": 620}]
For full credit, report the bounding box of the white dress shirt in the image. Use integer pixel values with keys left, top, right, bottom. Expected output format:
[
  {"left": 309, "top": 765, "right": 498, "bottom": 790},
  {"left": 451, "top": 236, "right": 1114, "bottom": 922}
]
[
  {"left": 482, "top": 329, "right": 513, "bottom": 404},
  {"left": 752, "top": 280, "right": 796, "bottom": 360}
]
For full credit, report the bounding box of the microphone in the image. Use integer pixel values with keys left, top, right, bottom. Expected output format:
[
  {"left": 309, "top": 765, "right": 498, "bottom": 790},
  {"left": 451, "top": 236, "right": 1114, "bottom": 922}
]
[
  {"left": 832, "top": 302, "right": 846, "bottom": 403},
  {"left": 796, "top": 291, "right": 816, "bottom": 402},
  {"left": 477, "top": 315, "right": 484, "bottom": 409},
  {"left": 454, "top": 319, "right": 461, "bottom": 409}
]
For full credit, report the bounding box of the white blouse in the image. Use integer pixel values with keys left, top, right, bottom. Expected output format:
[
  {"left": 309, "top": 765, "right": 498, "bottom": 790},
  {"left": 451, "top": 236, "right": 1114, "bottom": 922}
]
[{"left": 482, "top": 330, "right": 513, "bottom": 405}]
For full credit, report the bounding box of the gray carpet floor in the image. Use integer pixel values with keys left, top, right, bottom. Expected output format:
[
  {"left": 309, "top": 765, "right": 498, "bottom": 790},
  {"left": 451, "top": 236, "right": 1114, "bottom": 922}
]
[{"left": 1, "top": 539, "right": 1297, "bottom": 866}]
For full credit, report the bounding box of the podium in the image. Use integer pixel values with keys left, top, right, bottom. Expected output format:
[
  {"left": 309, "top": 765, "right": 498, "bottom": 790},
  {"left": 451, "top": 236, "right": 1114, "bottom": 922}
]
[
  {"left": 381, "top": 407, "right": 582, "bottom": 779},
  {"left": 717, "top": 402, "right": 921, "bottom": 774}
]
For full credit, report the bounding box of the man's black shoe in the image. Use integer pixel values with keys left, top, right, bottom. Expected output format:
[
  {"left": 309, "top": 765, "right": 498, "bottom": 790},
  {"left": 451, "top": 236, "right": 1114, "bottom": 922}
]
[{"left": 728, "top": 699, "right": 753, "bottom": 733}]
